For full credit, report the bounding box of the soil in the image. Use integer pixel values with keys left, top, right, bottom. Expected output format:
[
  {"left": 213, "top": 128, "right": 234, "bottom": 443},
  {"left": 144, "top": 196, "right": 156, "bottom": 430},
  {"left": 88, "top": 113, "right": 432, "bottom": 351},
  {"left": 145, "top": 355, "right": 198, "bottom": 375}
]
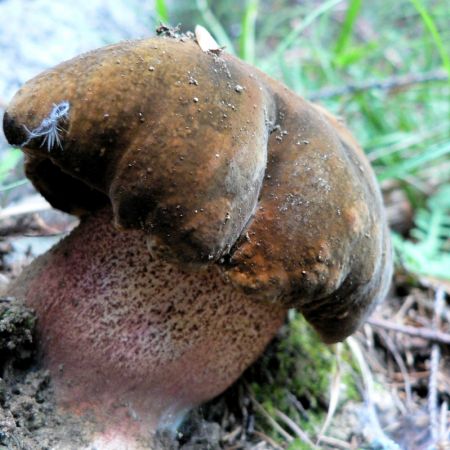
[{"left": 0, "top": 297, "right": 93, "bottom": 449}]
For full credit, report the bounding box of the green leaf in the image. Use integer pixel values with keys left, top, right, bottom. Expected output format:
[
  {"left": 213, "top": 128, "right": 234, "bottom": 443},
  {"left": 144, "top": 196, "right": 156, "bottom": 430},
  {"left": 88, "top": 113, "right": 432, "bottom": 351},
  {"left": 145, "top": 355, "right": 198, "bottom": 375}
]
[{"left": 393, "top": 185, "right": 450, "bottom": 281}]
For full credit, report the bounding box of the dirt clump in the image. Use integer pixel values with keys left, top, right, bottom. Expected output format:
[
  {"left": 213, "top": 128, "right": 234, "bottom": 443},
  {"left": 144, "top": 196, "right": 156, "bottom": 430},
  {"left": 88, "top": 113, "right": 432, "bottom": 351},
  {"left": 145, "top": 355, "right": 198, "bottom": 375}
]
[{"left": 0, "top": 297, "right": 91, "bottom": 450}]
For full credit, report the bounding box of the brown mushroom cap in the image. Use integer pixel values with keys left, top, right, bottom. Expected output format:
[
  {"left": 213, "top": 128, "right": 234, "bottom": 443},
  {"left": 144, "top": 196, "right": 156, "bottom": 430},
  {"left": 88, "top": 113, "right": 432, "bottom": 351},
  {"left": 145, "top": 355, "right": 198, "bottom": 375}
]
[
  {"left": 4, "top": 38, "right": 275, "bottom": 266},
  {"left": 227, "top": 92, "right": 392, "bottom": 342},
  {"left": 3, "top": 35, "right": 392, "bottom": 343}
]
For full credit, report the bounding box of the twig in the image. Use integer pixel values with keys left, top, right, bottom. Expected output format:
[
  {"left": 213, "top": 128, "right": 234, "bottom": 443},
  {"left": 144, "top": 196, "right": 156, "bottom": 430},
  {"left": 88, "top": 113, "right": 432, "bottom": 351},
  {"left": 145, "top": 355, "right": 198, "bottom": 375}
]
[
  {"left": 247, "top": 390, "right": 294, "bottom": 442},
  {"left": 286, "top": 392, "right": 308, "bottom": 420},
  {"left": 252, "top": 431, "right": 284, "bottom": 450},
  {"left": 222, "top": 425, "right": 242, "bottom": 443},
  {"left": 318, "top": 435, "right": 354, "bottom": 449},
  {"left": 393, "top": 294, "right": 416, "bottom": 321},
  {"left": 391, "top": 370, "right": 429, "bottom": 381},
  {"left": 429, "top": 287, "right": 445, "bottom": 445},
  {"left": 274, "top": 409, "right": 317, "bottom": 448},
  {"left": 317, "top": 343, "right": 342, "bottom": 445},
  {"left": 0, "top": 194, "right": 51, "bottom": 220},
  {"left": 413, "top": 295, "right": 450, "bottom": 324},
  {"left": 439, "top": 401, "right": 448, "bottom": 446},
  {"left": 346, "top": 337, "right": 401, "bottom": 449},
  {"left": 362, "top": 324, "right": 389, "bottom": 374},
  {"left": 308, "top": 69, "right": 448, "bottom": 101},
  {"left": 377, "top": 329, "right": 413, "bottom": 411},
  {"left": 428, "top": 344, "right": 441, "bottom": 441},
  {"left": 368, "top": 317, "right": 450, "bottom": 345}
]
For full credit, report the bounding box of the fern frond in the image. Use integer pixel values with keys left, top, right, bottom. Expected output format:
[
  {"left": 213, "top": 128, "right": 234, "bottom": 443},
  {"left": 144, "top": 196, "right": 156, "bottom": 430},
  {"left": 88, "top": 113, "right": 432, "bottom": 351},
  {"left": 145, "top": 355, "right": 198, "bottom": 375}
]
[{"left": 393, "top": 184, "right": 450, "bottom": 280}]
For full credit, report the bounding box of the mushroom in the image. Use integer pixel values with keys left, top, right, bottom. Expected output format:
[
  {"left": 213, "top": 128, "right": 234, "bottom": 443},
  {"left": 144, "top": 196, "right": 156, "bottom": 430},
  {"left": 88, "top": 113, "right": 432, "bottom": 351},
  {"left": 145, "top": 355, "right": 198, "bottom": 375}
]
[{"left": 2, "top": 33, "right": 392, "bottom": 448}]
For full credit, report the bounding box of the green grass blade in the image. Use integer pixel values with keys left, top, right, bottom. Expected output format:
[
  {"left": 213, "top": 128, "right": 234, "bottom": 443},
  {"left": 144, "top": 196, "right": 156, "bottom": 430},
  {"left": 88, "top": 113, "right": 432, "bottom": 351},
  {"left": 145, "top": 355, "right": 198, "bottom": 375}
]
[
  {"left": 333, "top": 0, "right": 362, "bottom": 57},
  {"left": 239, "top": 0, "right": 259, "bottom": 63},
  {"left": 155, "top": 0, "right": 169, "bottom": 23},
  {"left": 260, "top": 0, "right": 343, "bottom": 71},
  {"left": 378, "top": 141, "right": 450, "bottom": 181},
  {"left": 196, "top": 0, "right": 236, "bottom": 54},
  {"left": 0, "top": 148, "right": 22, "bottom": 180},
  {"left": 409, "top": 0, "right": 450, "bottom": 78},
  {"left": 0, "top": 179, "right": 29, "bottom": 192}
]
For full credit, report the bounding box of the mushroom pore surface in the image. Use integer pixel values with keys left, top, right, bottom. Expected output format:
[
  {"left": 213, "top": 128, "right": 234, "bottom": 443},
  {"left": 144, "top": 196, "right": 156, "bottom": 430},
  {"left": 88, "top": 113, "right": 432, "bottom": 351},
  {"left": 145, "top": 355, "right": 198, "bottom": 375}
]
[{"left": 7, "top": 206, "right": 287, "bottom": 443}]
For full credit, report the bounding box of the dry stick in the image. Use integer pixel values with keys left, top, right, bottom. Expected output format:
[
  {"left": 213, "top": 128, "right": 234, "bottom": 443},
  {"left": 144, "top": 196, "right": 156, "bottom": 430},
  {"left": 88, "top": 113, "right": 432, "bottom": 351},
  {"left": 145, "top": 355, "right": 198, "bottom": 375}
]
[
  {"left": 394, "top": 294, "right": 416, "bottom": 321},
  {"left": 247, "top": 390, "right": 294, "bottom": 443},
  {"left": 346, "top": 337, "right": 401, "bottom": 450},
  {"left": 317, "top": 343, "right": 343, "bottom": 445},
  {"left": 221, "top": 426, "right": 242, "bottom": 443},
  {"left": 428, "top": 343, "right": 440, "bottom": 442},
  {"left": 415, "top": 296, "right": 450, "bottom": 326},
  {"left": 287, "top": 392, "right": 308, "bottom": 419},
  {"left": 367, "top": 317, "right": 450, "bottom": 345},
  {"left": 429, "top": 287, "right": 445, "bottom": 446},
  {"left": 0, "top": 194, "right": 51, "bottom": 220},
  {"left": 377, "top": 329, "right": 413, "bottom": 411},
  {"left": 439, "top": 401, "right": 448, "bottom": 445},
  {"left": 252, "top": 431, "right": 284, "bottom": 450},
  {"left": 274, "top": 409, "right": 318, "bottom": 448},
  {"left": 308, "top": 69, "right": 448, "bottom": 101},
  {"left": 318, "top": 435, "right": 353, "bottom": 450}
]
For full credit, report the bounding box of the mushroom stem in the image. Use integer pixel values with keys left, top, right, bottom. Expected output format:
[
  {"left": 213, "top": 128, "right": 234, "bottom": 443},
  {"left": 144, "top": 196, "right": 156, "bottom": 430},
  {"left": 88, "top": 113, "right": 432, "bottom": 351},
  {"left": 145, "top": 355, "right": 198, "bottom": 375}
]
[{"left": 8, "top": 207, "right": 287, "bottom": 448}]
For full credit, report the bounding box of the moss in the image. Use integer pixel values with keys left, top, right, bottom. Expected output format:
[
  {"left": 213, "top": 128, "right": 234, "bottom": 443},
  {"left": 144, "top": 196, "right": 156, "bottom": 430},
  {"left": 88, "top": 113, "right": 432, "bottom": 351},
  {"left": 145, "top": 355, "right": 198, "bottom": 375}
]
[
  {"left": 287, "top": 438, "right": 316, "bottom": 450},
  {"left": 246, "top": 310, "right": 360, "bottom": 441},
  {"left": 342, "top": 369, "right": 361, "bottom": 402}
]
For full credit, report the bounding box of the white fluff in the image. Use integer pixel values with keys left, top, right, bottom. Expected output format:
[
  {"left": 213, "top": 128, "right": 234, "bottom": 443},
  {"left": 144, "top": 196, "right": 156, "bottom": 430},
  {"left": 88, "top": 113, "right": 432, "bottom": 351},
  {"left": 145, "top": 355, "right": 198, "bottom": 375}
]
[{"left": 22, "top": 101, "right": 70, "bottom": 151}]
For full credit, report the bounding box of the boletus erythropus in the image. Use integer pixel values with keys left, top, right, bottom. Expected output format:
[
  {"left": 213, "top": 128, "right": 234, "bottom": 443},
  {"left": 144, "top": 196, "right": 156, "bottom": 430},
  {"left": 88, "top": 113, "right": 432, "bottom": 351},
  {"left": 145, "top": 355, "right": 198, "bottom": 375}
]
[{"left": 2, "top": 30, "right": 392, "bottom": 449}]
